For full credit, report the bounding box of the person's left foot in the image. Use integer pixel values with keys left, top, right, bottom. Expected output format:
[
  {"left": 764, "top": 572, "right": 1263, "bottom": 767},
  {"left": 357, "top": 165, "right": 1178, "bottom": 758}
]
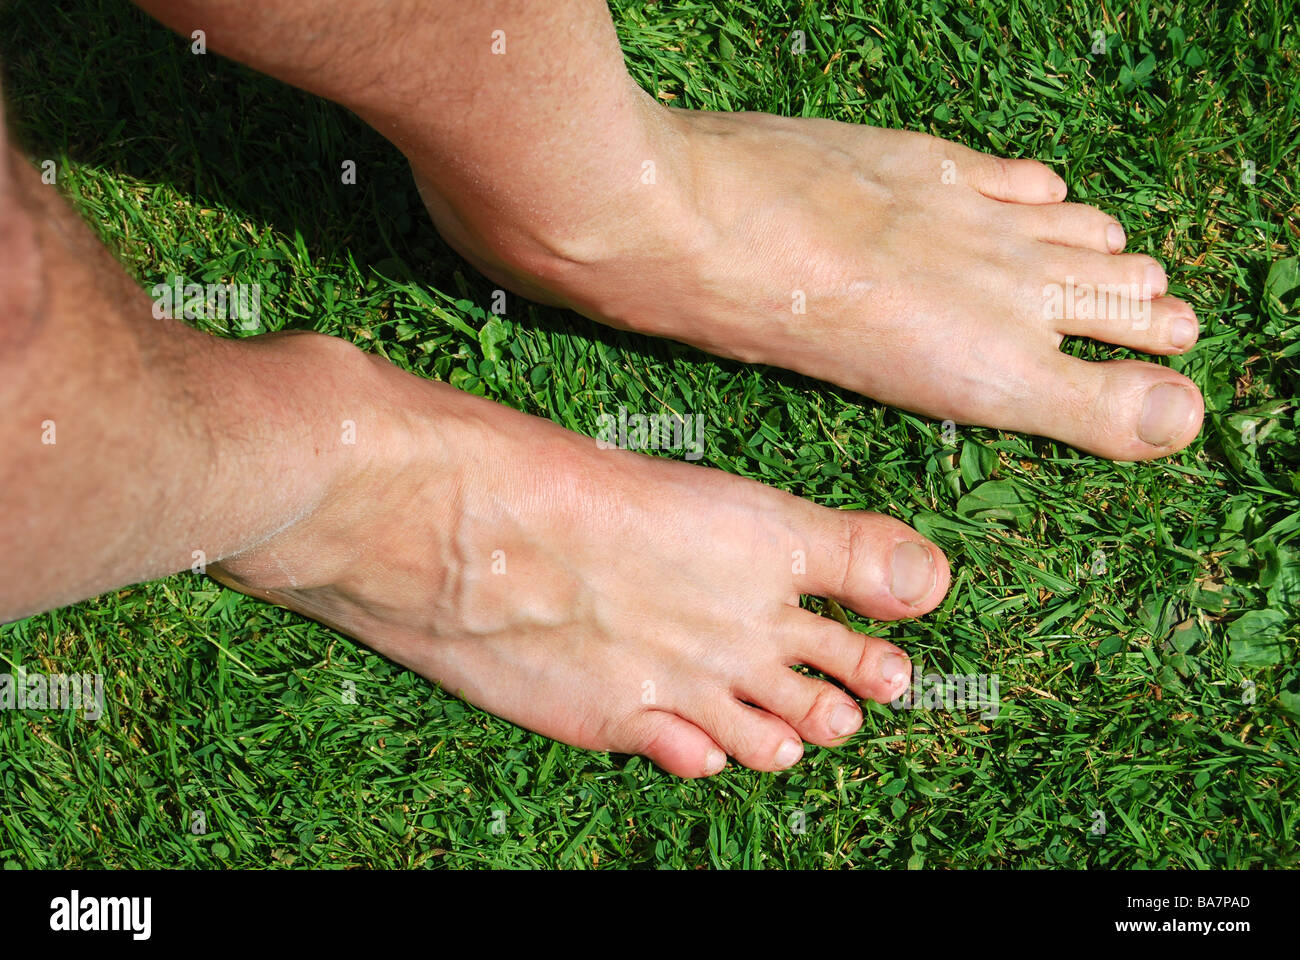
[{"left": 412, "top": 100, "right": 1204, "bottom": 461}]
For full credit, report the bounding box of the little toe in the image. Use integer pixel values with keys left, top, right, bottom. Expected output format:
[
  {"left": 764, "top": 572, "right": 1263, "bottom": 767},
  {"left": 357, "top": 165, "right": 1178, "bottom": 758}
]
[
  {"left": 962, "top": 150, "right": 1067, "bottom": 204},
  {"left": 617, "top": 711, "right": 728, "bottom": 778}
]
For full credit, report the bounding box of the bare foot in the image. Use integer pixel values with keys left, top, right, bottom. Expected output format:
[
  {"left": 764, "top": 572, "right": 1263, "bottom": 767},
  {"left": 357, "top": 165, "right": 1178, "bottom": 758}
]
[
  {"left": 0, "top": 111, "right": 945, "bottom": 778},
  {"left": 211, "top": 353, "right": 950, "bottom": 777},
  {"left": 413, "top": 104, "right": 1203, "bottom": 461}
]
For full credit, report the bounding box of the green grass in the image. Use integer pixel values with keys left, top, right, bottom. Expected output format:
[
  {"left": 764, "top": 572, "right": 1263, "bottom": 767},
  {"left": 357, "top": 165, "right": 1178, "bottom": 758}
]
[{"left": 2, "top": 0, "right": 1298, "bottom": 869}]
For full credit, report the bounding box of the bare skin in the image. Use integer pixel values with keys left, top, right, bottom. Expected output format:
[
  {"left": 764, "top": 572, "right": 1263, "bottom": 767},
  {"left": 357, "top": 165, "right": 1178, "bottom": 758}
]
[
  {"left": 0, "top": 132, "right": 369, "bottom": 620},
  {"left": 0, "top": 105, "right": 948, "bottom": 777},
  {"left": 3, "top": 0, "right": 1203, "bottom": 776},
  {"left": 212, "top": 369, "right": 951, "bottom": 777},
  {"left": 136, "top": 0, "right": 1205, "bottom": 461}
]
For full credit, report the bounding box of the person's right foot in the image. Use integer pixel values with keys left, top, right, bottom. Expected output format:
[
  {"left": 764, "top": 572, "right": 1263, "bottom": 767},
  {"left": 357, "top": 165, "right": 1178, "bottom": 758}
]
[
  {"left": 210, "top": 354, "right": 950, "bottom": 777},
  {"left": 412, "top": 100, "right": 1204, "bottom": 461}
]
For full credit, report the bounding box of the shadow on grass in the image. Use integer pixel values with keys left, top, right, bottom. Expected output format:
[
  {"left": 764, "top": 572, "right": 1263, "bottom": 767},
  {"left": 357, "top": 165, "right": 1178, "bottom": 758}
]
[{"left": 0, "top": 0, "right": 693, "bottom": 371}]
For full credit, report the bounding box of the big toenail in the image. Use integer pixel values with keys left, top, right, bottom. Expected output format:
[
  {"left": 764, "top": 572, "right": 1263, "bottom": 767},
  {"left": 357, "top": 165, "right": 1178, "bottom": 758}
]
[
  {"left": 1139, "top": 382, "right": 1195, "bottom": 446},
  {"left": 830, "top": 703, "right": 862, "bottom": 737},
  {"left": 878, "top": 652, "right": 912, "bottom": 695},
  {"left": 774, "top": 738, "right": 802, "bottom": 767},
  {"left": 1106, "top": 224, "right": 1126, "bottom": 253},
  {"left": 705, "top": 749, "right": 727, "bottom": 775},
  {"left": 1171, "top": 315, "right": 1197, "bottom": 349},
  {"left": 890, "top": 542, "right": 935, "bottom": 604},
  {"left": 1143, "top": 264, "right": 1167, "bottom": 298}
]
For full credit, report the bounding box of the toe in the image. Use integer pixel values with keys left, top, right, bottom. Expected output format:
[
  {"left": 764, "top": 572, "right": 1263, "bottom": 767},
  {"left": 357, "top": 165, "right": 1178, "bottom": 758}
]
[
  {"left": 739, "top": 665, "right": 864, "bottom": 747},
  {"left": 686, "top": 696, "right": 806, "bottom": 772},
  {"left": 1040, "top": 248, "right": 1169, "bottom": 303},
  {"left": 616, "top": 711, "right": 727, "bottom": 778},
  {"left": 791, "top": 508, "right": 951, "bottom": 619},
  {"left": 785, "top": 607, "right": 914, "bottom": 704},
  {"left": 961, "top": 150, "right": 1067, "bottom": 204},
  {"left": 1056, "top": 294, "right": 1199, "bottom": 355},
  {"left": 1023, "top": 354, "right": 1204, "bottom": 460},
  {"left": 1015, "top": 202, "right": 1126, "bottom": 254}
]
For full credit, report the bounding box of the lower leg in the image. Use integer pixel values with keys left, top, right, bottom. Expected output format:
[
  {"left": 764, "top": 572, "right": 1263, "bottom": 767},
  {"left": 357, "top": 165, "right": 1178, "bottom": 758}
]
[{"left": 0, "top": 104, "right": 373, "bottom": 619}]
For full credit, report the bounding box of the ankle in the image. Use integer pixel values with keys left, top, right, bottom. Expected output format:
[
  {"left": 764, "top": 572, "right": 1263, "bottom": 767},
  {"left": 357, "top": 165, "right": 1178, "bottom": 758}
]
[
  {"left": 207, "top": 334, "right": 472, "bottom": 591},
  {"left": 404, "top": 87, "right": 705, "bottom": 313}
]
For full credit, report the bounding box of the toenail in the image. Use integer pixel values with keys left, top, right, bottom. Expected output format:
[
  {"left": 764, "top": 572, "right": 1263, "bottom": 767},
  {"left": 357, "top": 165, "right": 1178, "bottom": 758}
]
[
  {"left": 774, "top": 738, "right": 803, "bottom": 768},
  {"left": 1138, "top": 382, "right": 1196, "bottom": 447},
  {"left": 878, "top": 652, "right": 912, "bottom": 695},
  {"left": 705, "top": 748, "right": 727, "bottom": 775},
  {"left": 830, "top": 703, "right": 862, "bottom": 737},
  {"left": 890, "top": 542, "right": 935, "bottom": 605},
  {"left": 1171, "top": 315, "right": 1197, "bottom": 349},
  {"left": 1143, "top": 263, "right": 1167, "bottom": 298},
  {"left": 1106, "top": 224, "right": 1126, "bottom": 253}
]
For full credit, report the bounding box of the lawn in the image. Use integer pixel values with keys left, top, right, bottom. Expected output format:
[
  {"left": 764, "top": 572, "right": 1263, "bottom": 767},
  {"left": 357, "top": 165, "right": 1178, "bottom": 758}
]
[{"left": 1, "top": 0, "right": 1297, "bottom": 869}]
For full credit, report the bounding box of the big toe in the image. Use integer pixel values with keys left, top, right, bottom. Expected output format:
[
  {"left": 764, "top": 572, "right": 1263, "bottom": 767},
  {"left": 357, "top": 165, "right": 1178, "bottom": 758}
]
[
  {"left": 1026, "top": 355, "right": 1204, "bottom": 460},
  {"left": 791, "top": 507, "right": 951, "bottom": 620}
]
